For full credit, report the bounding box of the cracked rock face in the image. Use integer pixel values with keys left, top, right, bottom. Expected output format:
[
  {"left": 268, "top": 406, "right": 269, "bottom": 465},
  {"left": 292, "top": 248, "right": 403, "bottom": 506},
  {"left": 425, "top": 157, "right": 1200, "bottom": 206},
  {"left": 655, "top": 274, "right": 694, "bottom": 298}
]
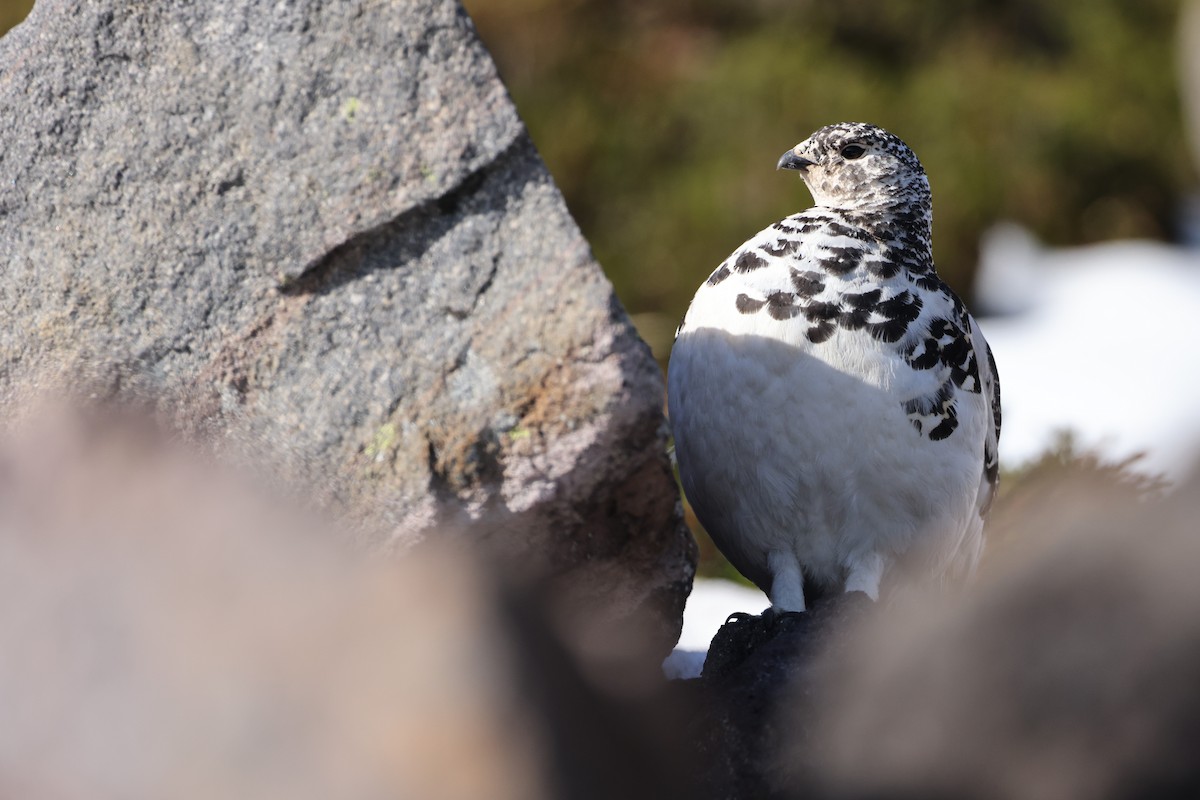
[{"left": 0, "top": 0, "right": 694, "bottom": 657}]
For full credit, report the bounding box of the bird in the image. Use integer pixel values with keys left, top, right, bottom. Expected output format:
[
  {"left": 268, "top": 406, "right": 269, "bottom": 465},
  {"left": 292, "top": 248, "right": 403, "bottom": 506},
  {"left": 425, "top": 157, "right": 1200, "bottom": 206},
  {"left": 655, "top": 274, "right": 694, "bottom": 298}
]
[{"left": 667, "top": 122, "right": 1000, "bottom": 611}]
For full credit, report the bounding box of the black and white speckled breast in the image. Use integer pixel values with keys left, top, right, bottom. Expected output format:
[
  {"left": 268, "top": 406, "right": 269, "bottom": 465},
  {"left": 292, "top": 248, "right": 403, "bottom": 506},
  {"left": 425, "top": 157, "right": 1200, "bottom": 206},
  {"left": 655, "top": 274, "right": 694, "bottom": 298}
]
[{"left": 678, "top": 205, "right": 993, "bottom": 450}]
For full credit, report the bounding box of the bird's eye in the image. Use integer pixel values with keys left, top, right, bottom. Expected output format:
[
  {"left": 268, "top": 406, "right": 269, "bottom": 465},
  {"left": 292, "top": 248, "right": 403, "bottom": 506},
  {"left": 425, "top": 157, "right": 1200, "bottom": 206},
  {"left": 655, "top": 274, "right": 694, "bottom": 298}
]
[{"left": 840, "top": 144, "right": 866, "bottom": 160}]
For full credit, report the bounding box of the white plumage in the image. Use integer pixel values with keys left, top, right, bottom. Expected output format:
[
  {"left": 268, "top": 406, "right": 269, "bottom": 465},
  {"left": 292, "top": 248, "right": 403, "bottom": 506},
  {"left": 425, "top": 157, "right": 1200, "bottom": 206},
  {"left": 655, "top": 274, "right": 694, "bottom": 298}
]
[{"left": 668, "top": 122, "right": 1000, "bottom": 611}]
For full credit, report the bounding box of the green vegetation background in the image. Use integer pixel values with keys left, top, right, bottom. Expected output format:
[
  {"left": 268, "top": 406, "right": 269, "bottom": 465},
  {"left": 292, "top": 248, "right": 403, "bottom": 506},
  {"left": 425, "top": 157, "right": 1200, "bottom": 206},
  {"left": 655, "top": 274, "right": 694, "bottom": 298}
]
[
  {"left": 2, "top": 0, "right": 1189, "bottom": 581},
  {"left": 464, "top": 0, "right": 1189, "bottom": 360},
  {"left": 460, "top": 0, "right": 1191, "bottom": 581},
  {"left": 3, "top": 0, "right": 1187, "bottom": 362},
  {"left": 0, "top": 0, "right": 29, "bottom": 36}
]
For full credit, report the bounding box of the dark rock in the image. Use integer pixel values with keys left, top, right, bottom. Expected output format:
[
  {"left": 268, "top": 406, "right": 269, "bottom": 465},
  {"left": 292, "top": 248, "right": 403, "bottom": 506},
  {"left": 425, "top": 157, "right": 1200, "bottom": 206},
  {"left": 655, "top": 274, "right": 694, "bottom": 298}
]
[
  {"left": 0, "top": 0, "right": 694, "bottom": 657},
  {"left": 681, "top": 595, "right": 873, "bottom": 799}
]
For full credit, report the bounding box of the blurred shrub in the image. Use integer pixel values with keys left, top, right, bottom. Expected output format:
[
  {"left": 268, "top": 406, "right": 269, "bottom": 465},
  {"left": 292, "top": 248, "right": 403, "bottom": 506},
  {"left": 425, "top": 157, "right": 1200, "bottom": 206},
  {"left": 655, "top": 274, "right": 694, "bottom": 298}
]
[
  {"left": 464, "top": 0, "right": 1189, "bottom": 359},
  {"left": 985, "top": 431, "right": 1169, "bottom": 564}
]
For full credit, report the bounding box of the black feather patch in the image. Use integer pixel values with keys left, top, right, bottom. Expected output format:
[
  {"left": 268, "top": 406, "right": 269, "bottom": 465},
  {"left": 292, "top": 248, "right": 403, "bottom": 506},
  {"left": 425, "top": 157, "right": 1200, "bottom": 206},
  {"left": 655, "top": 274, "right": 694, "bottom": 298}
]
[
  {"left": 806, "top": 321, "right": 836, "bottom": 343},
  {"left": 734, "top": 249, "right": 767, "bottom": 273},
  {"left": 928, "top": 416, "right": 958, "bottom": 441},
  {"left": 763, "top": 238, "right": 803, "bottom": 257},
  {"left": 707, "top": 264, "right": 731, "bottom": 286},
  {"left": 802, "top": 301, "right": 841, "bottom": 322},
  {"left": 842, "top": 289, "right": 883, "bottom": 309},
  {"left": 766, "top": 291, "right": 800, "bottom": 320},
  {"left": 790, "top": 269, "right": 825, "bottom": 297},
  {"left": 818, "top": 246, "right": 864, "bottom": 274},
  {"left": 736, "top": 294, "right": 766, "bottom": 314}
]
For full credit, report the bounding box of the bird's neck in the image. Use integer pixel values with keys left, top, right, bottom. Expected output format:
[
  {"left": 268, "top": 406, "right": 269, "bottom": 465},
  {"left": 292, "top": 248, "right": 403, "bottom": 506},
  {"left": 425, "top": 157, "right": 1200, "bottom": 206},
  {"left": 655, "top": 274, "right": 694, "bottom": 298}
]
[{"left": 837, "top": 195, "right": 933, "bottom": 262}]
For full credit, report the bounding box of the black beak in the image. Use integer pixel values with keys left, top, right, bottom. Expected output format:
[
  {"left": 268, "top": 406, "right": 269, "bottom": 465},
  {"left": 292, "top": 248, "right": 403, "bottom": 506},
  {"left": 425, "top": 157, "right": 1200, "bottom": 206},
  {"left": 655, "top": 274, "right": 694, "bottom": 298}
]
[{"left": 777, "top": 150, "right": 815, "bottom": 171}]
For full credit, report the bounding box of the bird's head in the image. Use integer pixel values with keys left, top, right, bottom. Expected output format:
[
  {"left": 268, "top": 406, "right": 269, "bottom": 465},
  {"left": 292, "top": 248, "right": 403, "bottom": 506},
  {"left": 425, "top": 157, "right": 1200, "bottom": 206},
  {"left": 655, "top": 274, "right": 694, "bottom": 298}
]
[{"left": 778, "top": 122, "right": 931, "bottom": 213}]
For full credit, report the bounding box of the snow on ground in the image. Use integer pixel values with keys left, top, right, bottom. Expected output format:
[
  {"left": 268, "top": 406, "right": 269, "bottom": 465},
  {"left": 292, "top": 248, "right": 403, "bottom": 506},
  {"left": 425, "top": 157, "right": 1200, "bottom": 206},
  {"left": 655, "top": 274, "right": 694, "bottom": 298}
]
[
  {"left": 976, "top": 224, "right": 1200, "bottom": 480},
  {"left": 663, "top": 578, "right": 768, "bottom": 680}
]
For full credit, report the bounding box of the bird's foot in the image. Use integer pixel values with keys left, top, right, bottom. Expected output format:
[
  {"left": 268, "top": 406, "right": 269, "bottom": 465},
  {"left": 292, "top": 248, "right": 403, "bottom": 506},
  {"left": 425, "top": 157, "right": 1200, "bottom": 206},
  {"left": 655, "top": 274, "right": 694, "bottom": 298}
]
[
  {"left": 760, "top": 605, "right": 806, "bottom": 632},
  {"left": 703, "top": 606, "right": 812, "bottom": 680},
  {"left": 723, "top": 611, "right": 758, "bottom": 626}
]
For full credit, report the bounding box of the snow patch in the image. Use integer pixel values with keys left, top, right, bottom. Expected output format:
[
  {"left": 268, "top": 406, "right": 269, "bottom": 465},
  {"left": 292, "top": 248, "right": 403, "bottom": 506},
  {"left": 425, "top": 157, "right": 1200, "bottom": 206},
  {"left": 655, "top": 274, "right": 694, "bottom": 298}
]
[
  {"left": 663, "top": 578, "right": 769, "bottom": 679},
  {"left": 976, "top": 224, "right": 1200, "bottom": 480}
]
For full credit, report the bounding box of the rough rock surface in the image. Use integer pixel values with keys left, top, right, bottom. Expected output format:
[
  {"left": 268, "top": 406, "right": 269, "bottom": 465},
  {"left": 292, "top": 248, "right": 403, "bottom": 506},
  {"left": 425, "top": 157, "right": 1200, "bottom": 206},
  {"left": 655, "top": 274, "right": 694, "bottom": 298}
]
[
  {"left": 0, "top": 0, "right": 694, "bottom": 654},
  {"left": 677, "top": 597, "right": 872, "bottom": 800}
]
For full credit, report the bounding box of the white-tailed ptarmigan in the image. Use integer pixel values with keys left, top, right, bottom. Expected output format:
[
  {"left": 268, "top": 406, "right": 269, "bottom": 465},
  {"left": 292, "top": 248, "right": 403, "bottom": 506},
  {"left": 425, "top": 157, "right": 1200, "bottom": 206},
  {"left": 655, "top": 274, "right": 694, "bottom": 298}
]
[{"left": 668, "top": 122, "right": 1001, "bottom": 611}]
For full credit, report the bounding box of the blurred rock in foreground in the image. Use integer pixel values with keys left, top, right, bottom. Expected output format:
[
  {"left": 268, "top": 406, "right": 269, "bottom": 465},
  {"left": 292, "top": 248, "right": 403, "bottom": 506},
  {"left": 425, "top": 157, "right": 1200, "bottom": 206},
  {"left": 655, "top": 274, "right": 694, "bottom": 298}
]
[
  {"left": 0, "top": 407, "right": 692, "bottom": 800},
  {"left": 7, "top": 408, "right": 1200, "bottom": 800},
  {"left": 672, "top": 459, "right": 1200, "bottom": 799},
  {"left": 793, "top": 465, "right": 1200, "bottom": 800},
  {"left": 0, "top": 0, "right": 694, "bottom": 659}
]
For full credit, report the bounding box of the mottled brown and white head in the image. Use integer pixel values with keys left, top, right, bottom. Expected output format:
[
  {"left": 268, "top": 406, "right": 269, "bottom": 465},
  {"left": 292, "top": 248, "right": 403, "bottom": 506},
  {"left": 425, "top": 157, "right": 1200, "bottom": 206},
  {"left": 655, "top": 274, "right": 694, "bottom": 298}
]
[{"left": 778, "top": 122, "right": 931, "bottom": 213}]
